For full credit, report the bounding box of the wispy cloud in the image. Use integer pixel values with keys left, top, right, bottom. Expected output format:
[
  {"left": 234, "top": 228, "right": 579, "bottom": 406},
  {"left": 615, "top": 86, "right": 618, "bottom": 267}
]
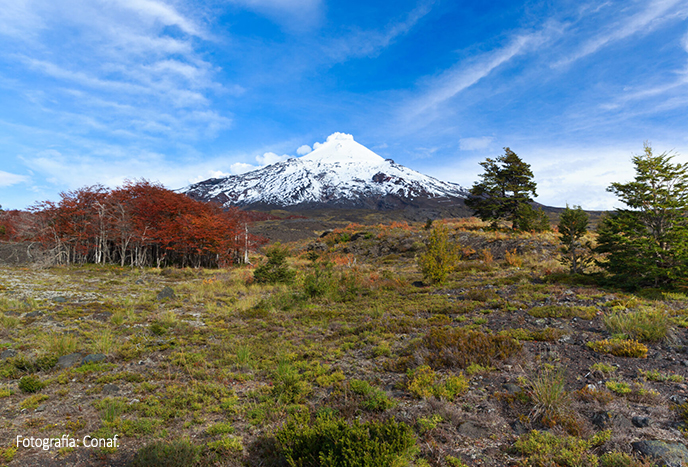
[
  {"left": 403, "top": 24, "right": 559, "bottom": 120},
  {"left": 555, "top": 0, "right": 687, "bottom": 67},
  {"left": 459, "top": 137, "right": 494, "bottom": 151},
  {"left": 0, "top": 170, "right": 29, "bottom": 188},
  {"left": 1, "top": 0, "right": 233, "bottom": 146},
  {"left": 323, "top": 1, "right": 435, "bottom": 61},
  {"left": 228, "top": 0, "right": 323, "bottom": 30}
]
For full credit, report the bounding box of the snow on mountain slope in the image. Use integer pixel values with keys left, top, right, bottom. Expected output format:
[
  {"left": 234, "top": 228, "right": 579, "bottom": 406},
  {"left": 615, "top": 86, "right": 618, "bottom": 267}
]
[{"left": 181, "top": 133, "right": 468, "bottom": 209}]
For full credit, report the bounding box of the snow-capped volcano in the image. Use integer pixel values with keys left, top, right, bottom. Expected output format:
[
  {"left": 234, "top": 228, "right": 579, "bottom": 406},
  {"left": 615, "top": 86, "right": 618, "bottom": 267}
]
[{"left": 182, "top": 133, "right": 468, "bottom": 211}]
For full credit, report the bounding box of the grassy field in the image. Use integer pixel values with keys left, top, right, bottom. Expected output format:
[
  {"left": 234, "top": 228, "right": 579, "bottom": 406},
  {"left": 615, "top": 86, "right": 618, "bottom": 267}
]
[{"left": 1, "top": 219, "right": 687, "bottom": 466}]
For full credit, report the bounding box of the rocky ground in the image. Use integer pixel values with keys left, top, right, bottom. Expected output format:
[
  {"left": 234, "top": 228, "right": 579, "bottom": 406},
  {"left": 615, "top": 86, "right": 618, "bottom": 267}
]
[{"left": 1, "top": 219, "right": 688, "bottom": 466}]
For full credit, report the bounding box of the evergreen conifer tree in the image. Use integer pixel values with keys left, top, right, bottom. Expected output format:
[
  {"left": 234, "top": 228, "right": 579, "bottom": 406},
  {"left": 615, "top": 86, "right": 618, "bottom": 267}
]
[
  {"left": 465, "top": 148, "right": 543, "bottom": 230},
  {"left": 558, "top": 205, "right": 592, "bottom": 274},
  {"left": 595, "top": 143, "right": 688, "bottom": 287}
]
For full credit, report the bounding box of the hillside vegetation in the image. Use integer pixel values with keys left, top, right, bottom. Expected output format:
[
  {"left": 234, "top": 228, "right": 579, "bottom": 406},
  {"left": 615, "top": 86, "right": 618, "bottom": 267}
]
[{"left": 1, "top": 218, "right": 688, "bottom": 466}]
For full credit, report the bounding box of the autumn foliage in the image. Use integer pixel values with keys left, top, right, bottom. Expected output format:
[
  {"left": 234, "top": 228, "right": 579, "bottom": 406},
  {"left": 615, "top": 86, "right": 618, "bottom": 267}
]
[{"left": 0, "top": 180, "right": 263, "bottom": 267}]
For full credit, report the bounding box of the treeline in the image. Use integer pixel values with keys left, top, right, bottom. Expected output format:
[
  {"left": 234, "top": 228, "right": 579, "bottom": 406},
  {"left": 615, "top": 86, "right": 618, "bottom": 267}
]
[
  {"left": 0, "top": 180, "right": 264, "bottom": 268},
  {"left": 465, "top": 143, "right": 688, "bottom": 289}
]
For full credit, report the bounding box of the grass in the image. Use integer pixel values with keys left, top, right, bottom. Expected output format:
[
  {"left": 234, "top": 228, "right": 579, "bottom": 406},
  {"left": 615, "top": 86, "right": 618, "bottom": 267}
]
[
  {"left": 527, "top": 366, "right": 571, "bottom": 428},
  {"left": 603, "top": 308, "right": 669, "bottom": 343},
  {"left": 529, "top": 305, "right": 597, "bottom": 320}
]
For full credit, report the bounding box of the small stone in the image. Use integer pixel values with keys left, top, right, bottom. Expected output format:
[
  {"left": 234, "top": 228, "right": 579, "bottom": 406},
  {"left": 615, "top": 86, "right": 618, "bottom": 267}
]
[
  {"left": 681, "top": 360, "right": 688, "bottom": 367},
  {"left": 632, "top": 416, "right": 651, "bottom": 428},
  {"left": 510, "top": 420, "right": 529, "bottom": 436},
  {"left": 135, "top": 278, "right": 144, "bottom": 285},
  {"left": 24, "top": 310, "right": 43, "bottom": 318},
  {"left": 102, "top": 384, "right": 120, "bottom": 395},
  {"left": 502, "top": 383, "right": 523, "bottom": 395},
  {"left": 157, "top": 286, "right": 176, "bottom": 301},
  {"left": 57, "top": 353, "right": 83, "bottom": 369},
  {"left": 671, "top": 395, "right": 687, "bottom": 405},
  {"left": 92, "top": 312, "right": 112, "bottom": 321},
  {"left": 632, "top": 440, "right": 688, "bottom": 467},
  {"left": 0, "top": 348, "right": 17, "bottom": 360},
  {"left": 613, "top": 414, "right": 634, "bottom": 430},
  {"left": 458, "top": 421, "right": 489, "bottom": 438},
  {"left": 81, "top": 354, "right": 106, "bottom": 366},
  {"left": 591, "top": 411, "right": 612, "bottom": 428},
  {"left": 35, "top": 404, "right": 46, "bottom": 412},
  {"left": 52, "top": 296, "right": 67, "bottom": 303}
]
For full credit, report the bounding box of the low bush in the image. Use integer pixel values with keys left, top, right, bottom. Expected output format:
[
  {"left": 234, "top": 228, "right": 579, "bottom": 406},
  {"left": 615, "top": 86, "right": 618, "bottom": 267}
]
[
  {"left": 529, "top": 305, "right": 597, "bottom": 320},
  {"left": 500, "top": 327, "right": 566, "bottom": 342},
  {"left": 418, "top": 327, "right": 522, "bottom": 369},
  {"left": 586, "top": 339, "right": 648, "bottom": 358},
  {"left": 407, "top": 366, "right": 468, "bottom": 401},
  {"left": 274, "top": 413, "right": 417, "bottom": 467},
  {"left": 418, "top": 223, "right": 460, "bottom": 284},
  {"left": 599, "top": 451, "right": 654, "bottom": 467},
  {"left": 348, "top": 379, "right": 396, "bottom": 412},
  {"left": 253, "top": 243, "right": 296, "bottom": 285},
  {"left": 130, "top": 438, "right": 201, "bottom": 467},
  {"left": 513, "top": 429, "right": 611, "bottom": 467},
  {"left": 19, "top": 375, "right": 46, "bottom": 393}
]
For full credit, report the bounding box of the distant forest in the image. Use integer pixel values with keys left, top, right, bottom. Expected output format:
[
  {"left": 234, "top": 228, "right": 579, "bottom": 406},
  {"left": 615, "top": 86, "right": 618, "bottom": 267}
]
[{"left": 0, "top": 180, "right": 267, "bottom": 268}]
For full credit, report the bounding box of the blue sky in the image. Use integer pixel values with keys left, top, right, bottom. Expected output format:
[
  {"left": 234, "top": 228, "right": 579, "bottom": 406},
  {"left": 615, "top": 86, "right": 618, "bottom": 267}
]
[{"left": 1, "top": 0, "right": 688, "bottom": 210}]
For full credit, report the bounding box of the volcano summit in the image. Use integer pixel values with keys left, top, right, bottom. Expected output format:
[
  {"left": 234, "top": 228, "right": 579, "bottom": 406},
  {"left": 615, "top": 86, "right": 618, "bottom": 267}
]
[{"left": 182, "top": 133, "right": 469, "bottom": 213}]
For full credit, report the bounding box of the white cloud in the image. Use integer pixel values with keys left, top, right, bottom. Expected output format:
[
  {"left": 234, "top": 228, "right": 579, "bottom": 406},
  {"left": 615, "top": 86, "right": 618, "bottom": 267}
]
[
  {"left": 2, "top": 0, "right": 232, "bottom": 146},
  {"left": 296, "top": 144, "right": 312, "bottom": 155},
  {"left": 230, "top": 162, "right": 257, "bottom": 174},
  {"left": 555, "top": 0, "right": 686, "bottom": 67},
  {"left": 256, "top": 151, "right": 291, "bottom": 165},
  {"left": 190, "top": 170, "right": 231, "bottom": 183},
  {"left": 459, "top": 137, "right": 493, "bottom": 151},
  {"left": 406, "top": 25, "right": 558, "bottom": 119},
  {"left": 227, "top": 151, "right": 293, "bottom": 176},
  {"left": 0, "top": 170, "right": 29, "bottom": 187},
  {"left": 229, "top": 0, "right": 322, "bottom": 30},
  {"left": 115, "top": 0, "right": 202, "bottom": 37},
  {"left": 324, "top": 1, "right": 434, "bottom": 61}
]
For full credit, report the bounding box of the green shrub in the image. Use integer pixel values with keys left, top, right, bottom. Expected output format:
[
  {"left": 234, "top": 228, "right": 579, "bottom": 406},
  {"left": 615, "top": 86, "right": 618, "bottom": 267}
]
[
  {"left": 130, "top": 438, "right": 200, "bottom": 467},
  {"left": 349, "top": 379, "right": 396, "bottom": 411},
  {"left": 500, "top": 327, "right": 565, "bottom": 342},
  {"left": 34, "top": 354, "right": 58, "bottom": 371},
  {"left": 206, "top": 435, "right": 243, "bottom": 454},
  {"left": 586, "top": 339, "right": 648, "bottom": 358},
  {"left": 272, "top": 360, "right": 311, "bottom": 404},
  {"left": 599, "top": 451, "right": 653, "bottom": 467},
  {"left": 605, "top": 381, "right": 631, "bottom": 395},
  {"left": 19, "top": 375, "right": 46, "bottom": 393},
  {"left": 406, "top": 366, "right": 468, "bottom": 401},
  {"left": 603, "top": 308, "right": 668, "bottom": 342},
  {"left": 529, "top": 305, "right": 597, "bottom": 320},
  {"left": 418, "top": 223, "right": 460, "bottom": 284},
  {"left": 302, "top": 262, "right": 336, "bottom": 299},
  {"left": 253, "top": 243, "right": 296, "bottom": 285},
  {"left": 513, "top": 430, "right": 610, "bottom": 467},
  {"left": 274, "top": 413, "right": 417, "bottom": 467},
  {"left": 558, "top": 205, "right": 593, "bottom": 274}
]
